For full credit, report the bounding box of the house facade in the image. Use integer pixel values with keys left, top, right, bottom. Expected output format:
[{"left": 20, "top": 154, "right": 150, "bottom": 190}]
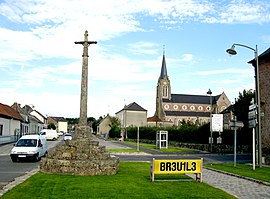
[
  {"left": 47, "top": 116, "right": 68, "bottom": 133},
  {"left": 0, "top": 103, "right": 23, "bottom": 137},
  {"left": 115, "top": 102, "right": 147, "bottom": 128},
  {"left": 97, "top": 115, "right": 112, "bottom": 139},
  {"left": 155, "top": 52, "right": 231, "bottom": 126}
]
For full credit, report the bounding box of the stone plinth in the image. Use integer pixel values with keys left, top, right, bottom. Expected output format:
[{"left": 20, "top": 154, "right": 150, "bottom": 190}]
[{"left": 40, "top": 126, "right": 119, "bottom": 176}]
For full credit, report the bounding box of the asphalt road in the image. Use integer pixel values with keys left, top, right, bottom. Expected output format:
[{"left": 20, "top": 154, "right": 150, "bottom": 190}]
[{"left": 0, "top": 138, "right": 63, "bottom": 188}]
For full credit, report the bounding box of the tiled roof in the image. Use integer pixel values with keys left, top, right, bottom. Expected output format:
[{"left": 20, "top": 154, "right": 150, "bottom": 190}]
[
  {"left": 48, "top": 116, "right": 67, "bottom": 122},
  {"left": 0, "top": 103, "right": 24, "bottom": 121},
  {"left": 163, "top": 94, "right": 219, "bottom": 104}
]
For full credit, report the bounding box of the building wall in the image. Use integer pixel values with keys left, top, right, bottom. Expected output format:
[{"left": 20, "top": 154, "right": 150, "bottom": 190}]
[
  {"left": 97, "top": 116, "right": 111, "bottom": 138},
  {"left": 0, "top": 118, "right": 20, "bottom": 136},
  {"left": 259, "top": 61, "right": 270, "bottom": 149},
  {"left": 58, "top": 121, "right": 68, "bottom": 133}
]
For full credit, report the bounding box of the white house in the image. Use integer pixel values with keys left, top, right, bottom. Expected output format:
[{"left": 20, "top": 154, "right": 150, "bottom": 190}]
[{"left": 0, "top": 103, "right": 23, "bottom": 137}]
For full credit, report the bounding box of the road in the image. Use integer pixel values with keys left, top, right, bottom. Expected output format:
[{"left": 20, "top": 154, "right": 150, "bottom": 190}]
[{"left": 0, "top": 138, "right": 63, "bottom": 188}]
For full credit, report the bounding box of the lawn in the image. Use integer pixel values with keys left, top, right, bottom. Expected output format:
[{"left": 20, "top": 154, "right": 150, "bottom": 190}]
[
  {"left": 205, "top": 163, "right": 270, "bottom": 183},
  {"left": 124, "top": 141, "right": 198, "bottom": 153},
  {"left": 2, "top": 162, "right": 235, "bottom": 199}
]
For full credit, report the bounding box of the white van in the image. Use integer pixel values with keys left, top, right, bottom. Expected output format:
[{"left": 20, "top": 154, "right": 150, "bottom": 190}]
[
  {"left": 10, "top": 134, "right": 48, "bottom": 162},
  {"left": 39, "top": 129, "right": 58, "bottom": 140}
]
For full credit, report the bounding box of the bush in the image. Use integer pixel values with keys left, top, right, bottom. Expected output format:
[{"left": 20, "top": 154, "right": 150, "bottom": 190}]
[{"left": 109, "top": 125, "right": 121, "bottom": 138}]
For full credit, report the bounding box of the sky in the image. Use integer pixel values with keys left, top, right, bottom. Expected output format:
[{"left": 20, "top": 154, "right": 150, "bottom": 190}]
[{"left": 0, "top": 0, "right": 270, "bottom": 119}]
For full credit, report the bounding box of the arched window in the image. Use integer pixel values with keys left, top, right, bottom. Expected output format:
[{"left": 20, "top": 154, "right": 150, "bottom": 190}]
[{"left": 163, "top": 86, "right": 168, "bottom": 97}]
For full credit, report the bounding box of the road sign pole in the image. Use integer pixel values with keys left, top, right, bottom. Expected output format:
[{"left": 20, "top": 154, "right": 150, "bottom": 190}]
[
  {"left": 234, "top": 116, "right": 237, "bottom": 167},
  {"left": 252, "top": 128, "right": 255, "bottom": 170}
]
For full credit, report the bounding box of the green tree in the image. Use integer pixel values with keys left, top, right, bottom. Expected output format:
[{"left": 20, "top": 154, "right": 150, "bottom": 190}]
[
  {"left": 234, "top": 89, "right": 255, "bottom": 147},
  {"left": 47, "top": 123, "right": 56, "bottom": 130}
]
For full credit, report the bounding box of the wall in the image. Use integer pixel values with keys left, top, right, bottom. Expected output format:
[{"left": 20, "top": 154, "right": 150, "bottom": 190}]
[{"left": 0, "top": 118, "right": 20, "bottom": 136}]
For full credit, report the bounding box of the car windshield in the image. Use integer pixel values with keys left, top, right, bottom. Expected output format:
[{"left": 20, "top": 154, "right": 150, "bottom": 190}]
[
  {"left": 65, "top": 134, "right": 71, "bottom": 136},
  {"left": 16, "top": 139, "right": 37, "bottom": 147}
]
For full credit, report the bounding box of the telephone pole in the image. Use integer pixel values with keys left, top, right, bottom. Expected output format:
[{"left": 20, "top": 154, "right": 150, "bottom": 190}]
[{"left": 75, "top": 30, "right": 97, "bottom": 126}]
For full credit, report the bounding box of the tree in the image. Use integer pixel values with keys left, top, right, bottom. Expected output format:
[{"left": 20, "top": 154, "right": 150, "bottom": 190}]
[
  {"left": 234, "top": 89, "right": 255, "bottom": 146},
  {"left": 47, "top": 123, "right": 56, "bottom": 130}
]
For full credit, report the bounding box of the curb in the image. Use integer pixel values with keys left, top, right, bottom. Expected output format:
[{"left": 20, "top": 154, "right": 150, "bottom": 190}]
[
  {"left": 0, "top": 168, "right": 39, "bottom": 197},
  {"left": 205, "top": 167, "right": 270, "bottom": 186}
]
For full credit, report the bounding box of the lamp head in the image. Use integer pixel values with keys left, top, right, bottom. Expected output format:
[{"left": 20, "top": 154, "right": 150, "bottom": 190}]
[
  {"left": 226, "top": 45, "right": 237, "bottom": 55},
  {"left": 207, "top": 89, "right": 212, "bottom": 95}
]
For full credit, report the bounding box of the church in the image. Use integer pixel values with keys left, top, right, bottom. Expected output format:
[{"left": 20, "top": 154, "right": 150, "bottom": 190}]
[{"left": 153, "top": 52, "right": 231, "bottom": 126}]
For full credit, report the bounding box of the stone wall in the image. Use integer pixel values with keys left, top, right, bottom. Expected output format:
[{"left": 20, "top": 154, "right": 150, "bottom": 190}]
[{"left": 40, "top": 126, "right": 119, "bottom": 176}]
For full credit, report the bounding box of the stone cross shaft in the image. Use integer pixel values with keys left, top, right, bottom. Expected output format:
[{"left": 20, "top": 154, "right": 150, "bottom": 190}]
[{"left": 75, "top": 30, "right": 97, "bottom": 126}]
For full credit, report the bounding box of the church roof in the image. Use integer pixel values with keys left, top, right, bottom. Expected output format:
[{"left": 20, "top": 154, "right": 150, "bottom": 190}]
[
  {"left": 163, "top": 94, "right": 219, "bottom": 105},
  {"left": 159, "top": 53, "right": 168, "bottom": 79},
  {"left": 165, "top": 111, "right": 210, "bottom": 117}
]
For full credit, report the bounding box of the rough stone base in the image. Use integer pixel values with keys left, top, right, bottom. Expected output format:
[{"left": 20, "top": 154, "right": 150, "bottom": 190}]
[{"left": 40, "top": 126, "right": 119, "bottom": 176}]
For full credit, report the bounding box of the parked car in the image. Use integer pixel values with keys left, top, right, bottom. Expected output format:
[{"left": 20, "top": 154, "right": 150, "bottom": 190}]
[
  {"left": 10, "top": 134, "right": 48, "bottom": 162},
  {"left": 39, "top": 129, "right": 58, "bottom": 140},
  {"left": 64, "top": 133, "right": 72, "bottom": 141},
  {"left": 57, "top": 131, "right": 64, "bottom": 136}
]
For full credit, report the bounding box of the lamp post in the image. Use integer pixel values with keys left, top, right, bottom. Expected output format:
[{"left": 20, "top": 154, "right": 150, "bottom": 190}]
[
  {"left": 226, "top": 43, "right": 262, "bottom": 167},
  {"left": 207, "top": 88, "right": 213, "bottom": 152}
]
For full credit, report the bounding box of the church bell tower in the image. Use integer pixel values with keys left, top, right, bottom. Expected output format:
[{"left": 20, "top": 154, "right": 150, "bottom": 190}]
[{"left": 155, "top": 49, "right": 171, "bottom": 120}]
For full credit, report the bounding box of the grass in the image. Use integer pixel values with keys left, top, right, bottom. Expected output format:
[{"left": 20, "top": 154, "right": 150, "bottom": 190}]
[
  {"left": 107, "top": 148, "right": 139, "bottom": 153},
  {"left": 205, "top": 163, "right": 270, "bottom": 183},
  {"left": 124, "top": 141, "right": 198, "bottom": 153},
  {"left": 2, "top": 162, "right": 235, "bottom": 199}
]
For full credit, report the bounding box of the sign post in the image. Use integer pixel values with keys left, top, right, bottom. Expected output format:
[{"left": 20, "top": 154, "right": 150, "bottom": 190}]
[
  {"left": 229, "top": 117, "right": 244, "bottom": 167},
  {"left": 249, "top": 104, "right": 257, "bottom": 170}
]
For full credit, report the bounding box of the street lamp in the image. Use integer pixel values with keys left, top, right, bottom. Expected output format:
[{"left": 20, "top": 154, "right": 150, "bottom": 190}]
[
  {"left": 207, "top": 88, "right": 213, "bottom": 152},
  {"left": 226, "top": 43, "right": 262, "bottom": 167}
]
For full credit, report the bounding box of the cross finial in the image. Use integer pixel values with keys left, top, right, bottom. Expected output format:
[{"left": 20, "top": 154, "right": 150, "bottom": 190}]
[{"left": 163, "top": 45, "right": 165, "bottom": 55}]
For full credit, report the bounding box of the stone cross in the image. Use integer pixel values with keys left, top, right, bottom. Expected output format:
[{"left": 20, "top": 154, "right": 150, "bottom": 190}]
[{"left": 75, "top": 30, "right": 97, "bottom": 126}]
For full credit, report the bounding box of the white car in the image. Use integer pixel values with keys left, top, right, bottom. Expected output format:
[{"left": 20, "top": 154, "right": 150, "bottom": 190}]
[
  {"left": 64, "top": 133, "right": 72, "bottom": 141},
  {"left": 10, "top": 134, "right": 48, "bottom": 162}
]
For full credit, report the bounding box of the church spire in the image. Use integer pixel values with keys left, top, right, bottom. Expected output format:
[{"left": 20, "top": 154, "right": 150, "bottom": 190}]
[{"left": 160, "top": 46, "right": 168, "bottom": 79}]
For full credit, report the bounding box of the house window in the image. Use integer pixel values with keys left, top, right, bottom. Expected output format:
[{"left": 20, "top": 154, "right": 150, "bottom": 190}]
[{"left": 0, "top": 124, "right": 3, "bottom": 136}]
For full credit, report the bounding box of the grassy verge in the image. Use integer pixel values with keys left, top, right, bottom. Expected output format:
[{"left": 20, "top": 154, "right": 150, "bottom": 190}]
[
  {"left": 107, "top": 148, "right": 139, "bottom": 153},
  {"left": 2, "top": 162, "right": 235, "bottom": 199},
  {"left": 205, "top": 163, "right": 270, "bottom": 183},
  {"left": 124, "top": 141, "right": 198, "bottom": 153}
]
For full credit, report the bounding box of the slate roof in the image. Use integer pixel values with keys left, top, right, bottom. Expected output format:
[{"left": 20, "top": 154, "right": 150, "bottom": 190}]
[
  {"left": 248, "top": 47, "right": 270, "bottom": 65},
  {"left": 0, "top": 103, "right": 24, "bottom": 121},
  {"left": 165, "top": 111, "right": 210, "bottom": 117},
  {"left": 162, "top": 94, "right": 220, "bottom": 105},
  {"left": 159, "top": 53, "right": 168, "bottom": 79},
  {"left": 116, "top": 102, "right": 147, "bottom": 114}
]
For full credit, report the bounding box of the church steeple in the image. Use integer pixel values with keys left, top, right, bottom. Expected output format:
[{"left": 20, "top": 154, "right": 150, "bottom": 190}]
[{"left": 159, "top": 47, "right": 168, "bottom": 79}]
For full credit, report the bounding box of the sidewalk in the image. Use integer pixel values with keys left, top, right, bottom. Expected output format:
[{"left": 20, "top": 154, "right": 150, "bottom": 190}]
[{"left": 188, "top": 168, "right": 270, "bottom": 199}]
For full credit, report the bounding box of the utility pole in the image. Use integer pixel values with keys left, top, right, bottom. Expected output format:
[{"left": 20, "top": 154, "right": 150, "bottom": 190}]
[{"left": 75, "top": 30, "right": 97, "bottom": 126}]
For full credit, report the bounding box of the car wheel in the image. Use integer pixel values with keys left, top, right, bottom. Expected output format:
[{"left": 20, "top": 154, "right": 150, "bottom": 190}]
[
  {"left": 11, "top": 157, "right": 18, "bottom": 162},
  {"left": 44, "top": 151, "right": 48, "bottom": 157},
  {"left": 34, "top": 153, "right": 40, "bottom": 162}
]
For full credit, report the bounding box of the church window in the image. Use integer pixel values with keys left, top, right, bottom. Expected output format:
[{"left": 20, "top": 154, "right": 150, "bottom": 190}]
[
  {"left": 164, "top": 104, "right": 169, "bottom": 110},
  {"left": 190, "top": 106, "right": 195, "bottom": 111},
  {"left": 173, "top": 105, "right": 178, "bottom": 110},
  {"left": 182, "top": 105, "right": 187, "bottom": 110},
  {"left": 163, "top": 86, "right": 168, "bottom": 97},
  {"left": 206, "top": 106, "right": 211, "bottom": 111},
  {"left": 198, "top": 106, "right": 203, "bottom": 111}
]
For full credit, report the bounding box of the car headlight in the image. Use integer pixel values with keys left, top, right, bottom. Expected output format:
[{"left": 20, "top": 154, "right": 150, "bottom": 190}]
[{"left": 28, "top": 151, "right": 36, "bottom": 154}]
